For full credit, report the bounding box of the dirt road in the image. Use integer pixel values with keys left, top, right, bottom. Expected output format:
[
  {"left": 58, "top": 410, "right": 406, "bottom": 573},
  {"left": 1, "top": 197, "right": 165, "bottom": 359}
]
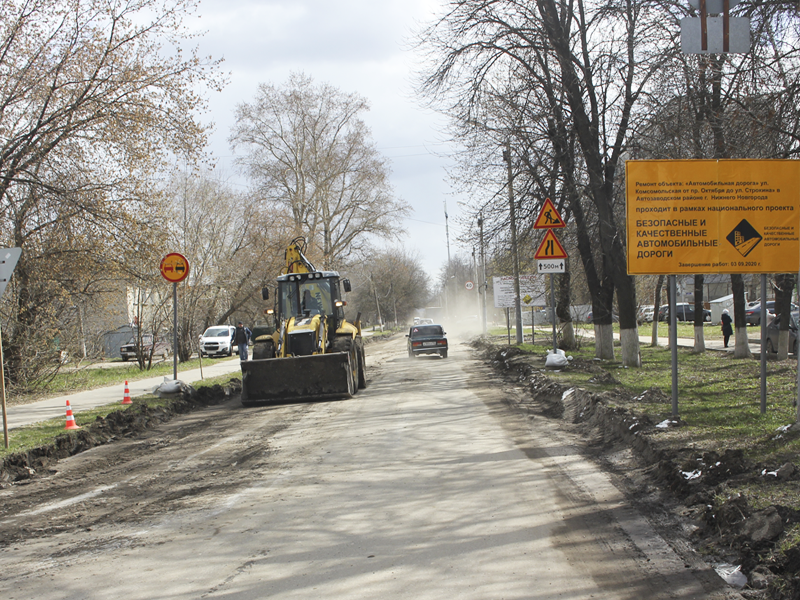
[{"left": 0, "top": 337, "right": 740, "bottom": 599}]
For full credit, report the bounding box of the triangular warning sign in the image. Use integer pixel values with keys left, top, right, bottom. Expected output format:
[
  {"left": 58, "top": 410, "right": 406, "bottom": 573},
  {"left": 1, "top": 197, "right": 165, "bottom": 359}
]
[
  {"left": 534, "top": 230, "right": 568, "bottom": 259},
  {"left": 533, "top": 198, "right": 566, "bottom": 229}
]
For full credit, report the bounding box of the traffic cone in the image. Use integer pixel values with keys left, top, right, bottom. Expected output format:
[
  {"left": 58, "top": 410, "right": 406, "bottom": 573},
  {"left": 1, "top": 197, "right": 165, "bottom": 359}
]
[
  {"left": 122, "top": 380, "right": 132, "bottom": 405},
  {"left": 64, "top": 400, "right": 80, "bottom": 430}
]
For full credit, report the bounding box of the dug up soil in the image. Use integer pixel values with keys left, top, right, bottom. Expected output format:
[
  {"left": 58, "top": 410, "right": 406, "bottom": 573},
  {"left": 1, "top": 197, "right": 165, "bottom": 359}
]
[
  {"left": 472, "top": 338, "right": 800, "bottom": 600},
  {"left": 0, "top": 381, "right": 240, "bottom": 485}
]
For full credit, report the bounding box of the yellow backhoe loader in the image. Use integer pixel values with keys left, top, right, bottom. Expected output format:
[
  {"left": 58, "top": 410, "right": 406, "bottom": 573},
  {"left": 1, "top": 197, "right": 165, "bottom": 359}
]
[{"left": 240, "top": 238, "right": 366, "bottom": 405}]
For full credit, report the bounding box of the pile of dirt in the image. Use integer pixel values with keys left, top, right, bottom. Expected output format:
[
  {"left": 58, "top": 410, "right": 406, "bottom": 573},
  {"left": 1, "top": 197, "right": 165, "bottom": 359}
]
[
  {"left": 0, "top": 379, "right": 241, "bottom": 485},
  {"left": 472, "top": 338, "right": 800, "bottom": 600}
]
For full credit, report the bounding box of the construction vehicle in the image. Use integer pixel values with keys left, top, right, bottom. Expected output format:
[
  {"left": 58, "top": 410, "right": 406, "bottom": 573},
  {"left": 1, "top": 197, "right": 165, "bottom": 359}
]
[{"left": 240, "top": 237, "right": 366, "bottom": 406}]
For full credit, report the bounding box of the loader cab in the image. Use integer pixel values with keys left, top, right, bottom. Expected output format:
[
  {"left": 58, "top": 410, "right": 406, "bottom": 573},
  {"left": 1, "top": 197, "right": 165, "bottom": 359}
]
[{"left": 276, "top": 271, "right": 345, "bottom": 323}]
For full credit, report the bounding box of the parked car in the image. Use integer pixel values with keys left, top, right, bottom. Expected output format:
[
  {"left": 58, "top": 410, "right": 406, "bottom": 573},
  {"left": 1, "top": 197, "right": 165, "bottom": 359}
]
[
  {"left": 745, "top": 301, "right": 799, "bottom": 326},
  {"left": 199, "top": 325, "right": 237, "bottom": 357},
  {"left": 120, "top": 334, "right": 171, "bottom": 361},
  {"left": 657, "top": 303, "right": 712, "bottom": 322},
  {"left": 746, "top": 301, "right": 776, "bottom": 327},
  {"left": 406, "top": 324, "right": 448, "bottom": 358},
  {"left": 765, "top": 312, "right": 799, "bottom": 355},
  {"left": 637, "top": 305, "right": 655, "bottom": 324},
  {"left": 586, "top": 310, "right": 618, "bottom": 324}
]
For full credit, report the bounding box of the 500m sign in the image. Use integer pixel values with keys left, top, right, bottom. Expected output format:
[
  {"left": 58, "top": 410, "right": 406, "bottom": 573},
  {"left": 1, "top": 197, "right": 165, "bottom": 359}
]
[{"left": 626, "top": 160, "right": 800, "bottom": 275}]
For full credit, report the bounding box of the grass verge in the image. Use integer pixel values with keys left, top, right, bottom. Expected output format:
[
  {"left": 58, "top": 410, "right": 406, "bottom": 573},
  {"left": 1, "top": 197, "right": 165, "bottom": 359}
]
[
  {"left": 11, "top": 356, "right": 238, "bottom": 404},
  {"left": 1, "top": 373, "right": 240, "bottom": 460},
  {"left": 497, "top": 336, "right": 800, "bottom": 509}
]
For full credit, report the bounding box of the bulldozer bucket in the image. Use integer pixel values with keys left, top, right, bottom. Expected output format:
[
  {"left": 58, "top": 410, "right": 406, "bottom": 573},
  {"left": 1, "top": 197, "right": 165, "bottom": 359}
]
[{"left": 240, "top": 351, "right": 354, "bottom": 405}]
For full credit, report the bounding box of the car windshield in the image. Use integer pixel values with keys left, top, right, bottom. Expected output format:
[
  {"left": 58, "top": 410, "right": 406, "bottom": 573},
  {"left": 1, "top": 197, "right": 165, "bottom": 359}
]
[
  {"left": 203, "top": 327, "right": 230, "bottom": 337},
  {"left": 411, "top": 325, "right": 443, "bottom": 337}
]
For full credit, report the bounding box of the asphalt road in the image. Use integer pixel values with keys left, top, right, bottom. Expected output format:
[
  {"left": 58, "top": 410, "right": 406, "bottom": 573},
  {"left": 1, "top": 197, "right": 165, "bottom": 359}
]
[{"left": 0, "top": 336, "right": 740, "bottom": 599}]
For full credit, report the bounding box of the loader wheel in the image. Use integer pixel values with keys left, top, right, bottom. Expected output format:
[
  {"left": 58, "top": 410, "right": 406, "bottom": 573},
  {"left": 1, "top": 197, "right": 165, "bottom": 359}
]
[
  {"left": 357, "top": 342, "right": 366, "bottom": 389},
  {"left": 332, "top": 337, "right": 359, "bottom": 395},
  {"left": 253, "top": 340, "right": 275, "bottom": 360}
]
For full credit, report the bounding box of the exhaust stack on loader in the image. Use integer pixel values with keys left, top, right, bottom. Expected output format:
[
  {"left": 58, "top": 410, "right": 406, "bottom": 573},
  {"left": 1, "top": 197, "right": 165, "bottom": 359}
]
[{"left": 241, "top": 238, "right": 366, "bottom": 406}]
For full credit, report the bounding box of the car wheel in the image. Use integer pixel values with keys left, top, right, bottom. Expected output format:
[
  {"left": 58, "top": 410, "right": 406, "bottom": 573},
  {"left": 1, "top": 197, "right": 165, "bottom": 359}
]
[
  {"left": 440, "top": 350, "right": 448, "bottom": 358},
  {"left": 704, "top": 313, "right": 711, "bottom": 322},
  {"left": 121, "top": 356, "right": 129, "bottom": 361}
]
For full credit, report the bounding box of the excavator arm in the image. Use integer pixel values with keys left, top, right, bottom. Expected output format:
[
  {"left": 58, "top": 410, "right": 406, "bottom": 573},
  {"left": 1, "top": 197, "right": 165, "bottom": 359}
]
[{"left": 283, "top": 237, "right": 316, "bottom": 274}]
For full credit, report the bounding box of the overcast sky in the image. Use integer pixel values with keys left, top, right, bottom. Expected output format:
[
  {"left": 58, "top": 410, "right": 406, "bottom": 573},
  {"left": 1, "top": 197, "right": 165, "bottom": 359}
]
[{"left": 191, "top": 0, "right": 473, "bottom": 280}]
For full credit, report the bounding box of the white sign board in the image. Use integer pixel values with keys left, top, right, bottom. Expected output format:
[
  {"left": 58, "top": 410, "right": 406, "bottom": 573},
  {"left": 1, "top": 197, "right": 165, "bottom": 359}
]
[
  {"left": 687, "top": 0, "right": 739, "bottom": 13},
  {"left": 537, "top": 259, "right": 565, "bottom": 274},
  {"left": 493, "top": 275, "right": 544, "bottom": 308},
  {"left": 681, "top": 17, "right": 750, "bottom": 53},
  {"left": 0, "top": 248, "right": 21, "bottom": 300}
]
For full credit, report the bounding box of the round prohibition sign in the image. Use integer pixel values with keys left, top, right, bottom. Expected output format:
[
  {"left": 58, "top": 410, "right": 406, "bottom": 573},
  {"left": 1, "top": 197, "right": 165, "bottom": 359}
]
[
  {"left": 465, "top": 281, "right": 474, "bottom": 290},
  {"left": 160, "top": 253, "right": 190, "bottom": 283}
]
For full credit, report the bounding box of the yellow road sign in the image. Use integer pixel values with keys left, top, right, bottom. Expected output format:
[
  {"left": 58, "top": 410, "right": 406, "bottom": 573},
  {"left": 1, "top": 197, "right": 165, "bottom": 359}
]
[
  {"left": 533, "top": 198, "right": 566, "bottom": 229},
  {"left": 160, "top": 253, "right": 190, "bottom": 283},
  {"left": 535, "top": 230, "right": 568, "bottom": 260},
  {"left": 626, "top": 160, "right": 800, "bottom": 274}
]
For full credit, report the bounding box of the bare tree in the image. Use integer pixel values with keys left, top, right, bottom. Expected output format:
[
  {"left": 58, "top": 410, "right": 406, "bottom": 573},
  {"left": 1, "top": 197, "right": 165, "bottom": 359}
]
[
  {"left": 418, "top": 0, "right": 677, "bottom": 366},
  {"left": 230, "top": 73, "right": 410, "bottom": 269},
  {"left": 163, "top": 172, "right": 291, "bottom": 361},
  {"left": 0, "top": 0, "right": 222, "bottom": 387},
  {"left": 348, "top": 248, "right": 430, "bottom": 328},
  {"left": 631, "top": 1, "right": 800, "bottom": 358}
]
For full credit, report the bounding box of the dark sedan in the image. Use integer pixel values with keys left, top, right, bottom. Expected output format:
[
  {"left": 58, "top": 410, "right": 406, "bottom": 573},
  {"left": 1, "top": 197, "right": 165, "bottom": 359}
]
[
  {"left": 407, "top": 324, "right": 448, "bottom": 358},
  {"left": 657, "top": 303, "right": 711, "bottom": 322}
]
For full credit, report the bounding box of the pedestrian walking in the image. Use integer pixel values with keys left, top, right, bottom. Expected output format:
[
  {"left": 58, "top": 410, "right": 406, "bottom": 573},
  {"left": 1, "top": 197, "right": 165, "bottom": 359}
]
[
  {"left": 721, "top": 309, "right": 733, "bottom": 348},
  {"left": 234, "top": 322, "right": 251, "bottom": 361}
]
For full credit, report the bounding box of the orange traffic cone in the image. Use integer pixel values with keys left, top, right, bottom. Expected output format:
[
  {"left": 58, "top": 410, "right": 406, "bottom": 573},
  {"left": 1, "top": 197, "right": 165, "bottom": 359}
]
[
  {"left": 122, "top": 380, "right": 132, "bottom": 405},
  {"left": 65, "top": 399, "right": 80, "bottom": 430}
]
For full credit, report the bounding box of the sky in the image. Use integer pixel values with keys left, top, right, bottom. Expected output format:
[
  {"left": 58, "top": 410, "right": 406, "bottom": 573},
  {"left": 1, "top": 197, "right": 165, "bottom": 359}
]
[{"left": 189, "top": 0, "right": 472, "bottom": 280}]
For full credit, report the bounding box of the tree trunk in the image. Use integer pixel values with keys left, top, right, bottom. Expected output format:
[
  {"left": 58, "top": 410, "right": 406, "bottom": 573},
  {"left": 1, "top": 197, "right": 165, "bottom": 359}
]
[
  {"left": 775, "top": 274, "right": 794, "bottom": 360},
  {"left": 652, "top": 275, "right": 664, "bottom": 346},
  {"left": 693, "top": 275, "right": 705, "bottom": 353},
  {"left": 556, "top": 270, "right": 575, "bottom": 349},
  {"left": 731, "top": 274, "right": 751, "bottom": 358}
]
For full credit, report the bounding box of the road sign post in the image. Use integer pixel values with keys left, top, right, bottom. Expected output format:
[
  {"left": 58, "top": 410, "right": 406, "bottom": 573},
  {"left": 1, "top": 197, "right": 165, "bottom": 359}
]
[
  {"left": 160, "top": 253, "right": 190, "bottom": 380},
  {"left": 533, "top": 200, "right": 567, "bottom": 354},
  {"left": 626, "top": 159, "right": 800, "bottom": 418},
  {"left": 0, "top": 248, "right": 21, "bottom": 449}
]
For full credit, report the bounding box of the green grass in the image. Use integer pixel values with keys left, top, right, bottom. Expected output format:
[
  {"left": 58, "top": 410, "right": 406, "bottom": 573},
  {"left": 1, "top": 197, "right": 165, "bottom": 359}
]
[
  {"left": 509, "top": 339, "right": 800, "bottom": 466},
  {"left": 0, "top": 373, "right": 239, "bottom": 460},
  {"left": 494, "top": 337, "right": 800, "bottom": 511},
  {"left": 17, "top": 356, "right": 236, "bottom": 402}
]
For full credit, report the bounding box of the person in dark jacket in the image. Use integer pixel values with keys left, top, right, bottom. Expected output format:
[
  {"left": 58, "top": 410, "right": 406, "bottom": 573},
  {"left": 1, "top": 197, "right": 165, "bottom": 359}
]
[
  {"left": 721, "top": 309, "right": 733, "bottom": 348},
  {"left": 233, "top": 322, "right": 251, "bottom": 361}
]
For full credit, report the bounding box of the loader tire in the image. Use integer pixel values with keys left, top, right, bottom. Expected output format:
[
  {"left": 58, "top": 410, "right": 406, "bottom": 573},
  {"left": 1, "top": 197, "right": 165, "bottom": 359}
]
[
  {"left": 332, "top": 336, "right": 358, "bottom": 396},
  {"left": 253, "top": 340, "right": 275, "bottom": 360},
  {"left": 357, "top": 341, "right": 366, "bottom": 389}
]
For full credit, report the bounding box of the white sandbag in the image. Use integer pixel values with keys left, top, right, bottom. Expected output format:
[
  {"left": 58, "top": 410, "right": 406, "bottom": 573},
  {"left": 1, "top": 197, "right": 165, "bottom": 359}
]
[
  {"left": 153, "top": 377, "right": 183, "bottom": 395},
  {"left": 545, "top": 348, "right": 569, "bottom": 369}
]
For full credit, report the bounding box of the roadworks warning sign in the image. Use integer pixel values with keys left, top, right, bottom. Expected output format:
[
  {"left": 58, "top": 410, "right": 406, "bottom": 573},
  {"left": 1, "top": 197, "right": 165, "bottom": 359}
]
[{"left": 626, "top": 160, "right": 800, "bottom": 275}]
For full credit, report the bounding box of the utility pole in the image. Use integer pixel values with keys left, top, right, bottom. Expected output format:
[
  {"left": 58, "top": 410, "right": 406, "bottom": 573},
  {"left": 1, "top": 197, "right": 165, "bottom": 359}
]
[
  {"left": 478, "top": 212, "right": 487, "bottom": 334},
  {"left": 503, "top": 140, "right": 523, "bottom": 344}
]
